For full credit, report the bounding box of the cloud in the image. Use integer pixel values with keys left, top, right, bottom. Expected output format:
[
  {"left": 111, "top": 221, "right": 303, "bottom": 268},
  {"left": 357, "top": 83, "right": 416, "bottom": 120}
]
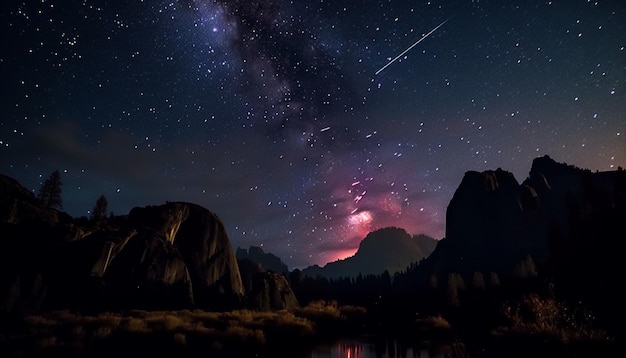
[{"left": 4, "top": 121, "right": 261, "bottom": 215}]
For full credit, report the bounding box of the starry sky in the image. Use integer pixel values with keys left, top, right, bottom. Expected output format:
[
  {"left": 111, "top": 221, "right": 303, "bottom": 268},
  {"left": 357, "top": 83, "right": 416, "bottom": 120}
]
[{"left": 1, "top": 0, "right": 625, "bottom": 269}]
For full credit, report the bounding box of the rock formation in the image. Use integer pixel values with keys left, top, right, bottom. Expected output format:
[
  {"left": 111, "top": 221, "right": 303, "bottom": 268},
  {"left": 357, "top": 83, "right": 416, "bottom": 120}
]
[
  {"left": 424, "top": 168, "right": 530, "bottom": 275},
  {"left": 420, "top": 155, "right": 626, "bottom": 280},
  {"left": 238, "top": 258, "right": 299, "bottom": 311},
  {"left": 125, "top": 203, "right": 244, "bottom": 308},
  {"left": 0, "top": 173, "right": 244, "bottom": 312}
]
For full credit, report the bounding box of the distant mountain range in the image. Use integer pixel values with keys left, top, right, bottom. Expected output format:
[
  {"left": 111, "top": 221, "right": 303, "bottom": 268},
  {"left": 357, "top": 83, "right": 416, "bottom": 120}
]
[
  {"left": 1, "top": 155, "right": 623, "bottom": 316},
  {"left": 301, "top": 227, "right": 438, "bottom": 279}
]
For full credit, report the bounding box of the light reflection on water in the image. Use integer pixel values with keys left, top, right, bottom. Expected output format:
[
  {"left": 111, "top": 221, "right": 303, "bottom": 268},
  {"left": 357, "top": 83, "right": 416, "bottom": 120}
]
[{"left": 307, "top": 337, "right": 459, "bottom": 358}]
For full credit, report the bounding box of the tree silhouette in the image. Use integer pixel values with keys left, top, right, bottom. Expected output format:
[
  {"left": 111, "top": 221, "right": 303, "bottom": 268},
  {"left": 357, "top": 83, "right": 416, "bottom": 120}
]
[
  {"left": 38, "top": 170, "right": 63, "bottom": 210},
  {"left": 91, "top": 194, "right": 108, "bottom": 221},
  {"left": 513, "top": 254, "right": 537, "bottom": 278},
  {"left": 472, "top": 272, "right": 486, "bottom": 289},
  {"left": 446, "top": 272, "right": 465, "bottom": 307},
  {"left": 488, "top": 272, "right": 500, "bottom": 288}
]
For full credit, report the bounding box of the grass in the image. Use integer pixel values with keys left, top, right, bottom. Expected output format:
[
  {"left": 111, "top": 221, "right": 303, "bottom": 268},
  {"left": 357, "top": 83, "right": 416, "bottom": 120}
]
[
  {"left": 3, "top": 296, "right": 613, "bottom": 357},
  {"left": 417, "top": 315, "right": 452, "bottom": 331},
  {"left": 0, "top": 301, "right": 365, "bottom": 357}
]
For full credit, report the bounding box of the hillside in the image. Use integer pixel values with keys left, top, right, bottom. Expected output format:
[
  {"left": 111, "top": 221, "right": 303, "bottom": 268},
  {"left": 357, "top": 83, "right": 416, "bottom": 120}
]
[{"left": 302, "top": 227, "right": 437, "bottom": 279}]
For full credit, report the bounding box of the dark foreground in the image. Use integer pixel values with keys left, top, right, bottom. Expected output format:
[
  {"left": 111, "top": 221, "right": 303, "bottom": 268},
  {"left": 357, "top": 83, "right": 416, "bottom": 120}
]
[{"left": 0, "top": 301, "right": 616, "bottom": 358}]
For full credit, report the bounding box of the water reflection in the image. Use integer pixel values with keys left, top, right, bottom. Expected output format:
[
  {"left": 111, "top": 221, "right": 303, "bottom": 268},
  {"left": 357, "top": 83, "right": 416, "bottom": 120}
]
[{"left": 308, "top": 337, "right": 460, "bottom": 358}]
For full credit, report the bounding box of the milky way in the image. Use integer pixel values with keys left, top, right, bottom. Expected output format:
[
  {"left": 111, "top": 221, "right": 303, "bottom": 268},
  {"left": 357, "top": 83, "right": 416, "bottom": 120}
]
[{"left": 1, "top": 0, "right": 625, "bottom": 268}]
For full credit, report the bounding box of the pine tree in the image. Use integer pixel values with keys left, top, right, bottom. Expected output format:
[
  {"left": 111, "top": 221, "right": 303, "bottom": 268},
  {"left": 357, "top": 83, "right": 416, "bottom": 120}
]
[
  {"left": 38, "top": 170, "right": 63, "bottom": 210},
  {"left": 446, "top": 272, "right": 465, "bottom": 306},
  {"left": 472, "top": 271, "right": 486, "bottom": 289},
  {"left": 91, "top": 194, "right": 108, "bottom": 221}
]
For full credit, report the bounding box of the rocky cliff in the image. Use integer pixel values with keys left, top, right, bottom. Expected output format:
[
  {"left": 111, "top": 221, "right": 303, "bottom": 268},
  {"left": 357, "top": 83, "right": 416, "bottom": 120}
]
[
  {"left": 0, "top": 173, "right": 244, "bottom": 312},
  {"left": 424, "top": 168, "right": 531, "bottom": 275},
  {"left": 238, "top": 258, "right": 299, "bottom": 311},
  {"left": 125, "top": 202, "right": 244, "bottom": 308},
  {"left": 420, "top": 155, "right": 626, "bottom": 279}
]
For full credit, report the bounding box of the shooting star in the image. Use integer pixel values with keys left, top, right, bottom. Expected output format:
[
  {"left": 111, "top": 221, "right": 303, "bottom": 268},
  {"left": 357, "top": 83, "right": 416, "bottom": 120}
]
[{"left": 375, "top": 18, "right": 450, "bottom": 76}]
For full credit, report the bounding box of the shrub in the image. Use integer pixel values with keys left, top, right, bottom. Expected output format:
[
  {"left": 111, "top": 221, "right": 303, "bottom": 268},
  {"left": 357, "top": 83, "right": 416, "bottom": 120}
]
[
  {"left": 93, "top": 325, "right": 113, "bottom": 339},
  {"left": 493, "top": 293, "right": 609, "bottom": 344},
  {"left": 143, "top": 312, "right": 186, "bottom": 330},
  {"left": 418, "top": 315, "right": 452, "bottom": 331},
  {"left": 24, "top": 314, "right": 57, "bottom": 327},
  {"left": 173, "top": 332, "right": 187, "bottom": 346},
  {"left": 121, "top": 317, "right": 151, "bottom": 334},
  {"left": 224, "top": 323, "right": 266, "bottom": 345},
  {"left": 34, "top": 336, "right": 57, "bottom": 350},
  {"left": 294, "top": 300, "right": 343, "bottom": 321}
]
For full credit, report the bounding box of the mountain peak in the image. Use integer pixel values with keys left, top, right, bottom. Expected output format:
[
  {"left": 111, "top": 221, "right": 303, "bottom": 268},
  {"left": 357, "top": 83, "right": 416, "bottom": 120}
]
[
  {"left": 302, "top": 227, "right": 437, "bottom": 279},
  {"left": 528, "top": 155, "right": 576, "bottom": 179},
  {"left": 357, "top": 227, "right": 416, "bottom": 258},
  {"left": 427, "top": 154, "right": 626, "bottom": 276}
]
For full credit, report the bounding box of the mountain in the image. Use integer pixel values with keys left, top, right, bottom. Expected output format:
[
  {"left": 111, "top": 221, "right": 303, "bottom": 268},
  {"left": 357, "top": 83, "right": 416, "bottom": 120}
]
[
  {"left": 0, "top": 173, "right": 245, "bottom": 312},
  {"left": 420, "top": 156, "right": 626, "bottom": 286},
  {"left": 421, "top": 167, "right": 530, "bottom": 276},
  {"left": 302, "top": 227, "right": 438, "bottom": 279},
  {"left": 399, "top": 155, "right": 625, "bottom": 337},
  {"left": 236, "top": 246, "right": 289, "bottom": 273}
]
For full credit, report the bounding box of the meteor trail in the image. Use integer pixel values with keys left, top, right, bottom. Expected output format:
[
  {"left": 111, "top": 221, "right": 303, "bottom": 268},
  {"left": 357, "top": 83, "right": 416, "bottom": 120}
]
[{"left": 375, "top": 18, "right": 450, "bottom": 76}]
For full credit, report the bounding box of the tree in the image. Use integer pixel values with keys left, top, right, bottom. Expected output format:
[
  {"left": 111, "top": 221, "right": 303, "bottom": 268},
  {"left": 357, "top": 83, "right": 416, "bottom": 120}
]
[
  {"left": 91, "top": 194, "right": 108, "bottom": 221},
  {"left": 513, "top": 254, "right": 538, "bottom": 278},
  {"left": 429, "top": 273, "right": 438, "bottom": 290},
  {"left": 446, "top": 272, "right": 465, "bottom": 307},
  {"left": 472, "top": 272, "right": 486, "bottom": 289},
  {"left": 38, "top": 170, "right": 63, "bottom": 210},
  {"left": 488, "top": 272, "right": 501, "bottom": 288}
]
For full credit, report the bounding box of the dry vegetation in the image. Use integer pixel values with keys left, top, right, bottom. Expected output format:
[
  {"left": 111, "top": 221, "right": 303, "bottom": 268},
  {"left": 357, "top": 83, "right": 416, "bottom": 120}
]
[
  {"left": 416, "top": 315, "right": 452, "bottom": 331},
  {"left": 0, "top": 301, "right": 367, "bottom": 357},
  {"left": 492, "top": 293, "right": 610, "bottom": 344},
  {"left": 5, "top": 295, "right": 610, "bottom": 357}
]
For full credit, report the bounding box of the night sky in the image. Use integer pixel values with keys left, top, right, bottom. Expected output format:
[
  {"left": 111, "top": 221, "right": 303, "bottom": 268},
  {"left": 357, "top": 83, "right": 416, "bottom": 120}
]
[{"left": 1, "top": 0, "right": 624, "bottom": 269}]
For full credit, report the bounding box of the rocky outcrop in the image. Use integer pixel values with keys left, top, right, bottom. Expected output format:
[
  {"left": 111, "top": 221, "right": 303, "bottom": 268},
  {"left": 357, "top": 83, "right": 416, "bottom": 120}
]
[
  {"left": 0, "top": 173, "right": 72, "bottom": 227},
  {"left": 248, "top": 271, "right": 299, "bottom": 311},
  {"left": 425, "top": 168, "right": 531, "bottom": 275},
  {"left": 126, "top": 203, "right": 244, "bottom": 308},
  {"left": 302, "top": 227, "right": 438, "bottom": 279},
  {"left": 1, "top": 174, "right": 78, "bottom": 313},
  {"left": 238, "top": 258, "right": 299, "bottom": 311},
  {"left": 0, "top": 173, "right": 244, "bottom": 312}
]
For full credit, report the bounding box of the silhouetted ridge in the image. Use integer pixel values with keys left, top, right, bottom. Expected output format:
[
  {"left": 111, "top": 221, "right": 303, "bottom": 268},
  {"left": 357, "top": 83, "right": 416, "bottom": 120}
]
[
  {"left": 417, "top": 156, "right": 625, "bottom": 306},
  {"left": 302, "top": 227, "right": 437, "bottom": 279}
]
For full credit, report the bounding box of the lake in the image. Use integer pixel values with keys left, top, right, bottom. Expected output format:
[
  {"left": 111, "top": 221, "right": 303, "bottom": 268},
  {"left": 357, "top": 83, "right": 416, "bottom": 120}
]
[{"left": 305, "top": 336, "right": 464, "bottom": 358}]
